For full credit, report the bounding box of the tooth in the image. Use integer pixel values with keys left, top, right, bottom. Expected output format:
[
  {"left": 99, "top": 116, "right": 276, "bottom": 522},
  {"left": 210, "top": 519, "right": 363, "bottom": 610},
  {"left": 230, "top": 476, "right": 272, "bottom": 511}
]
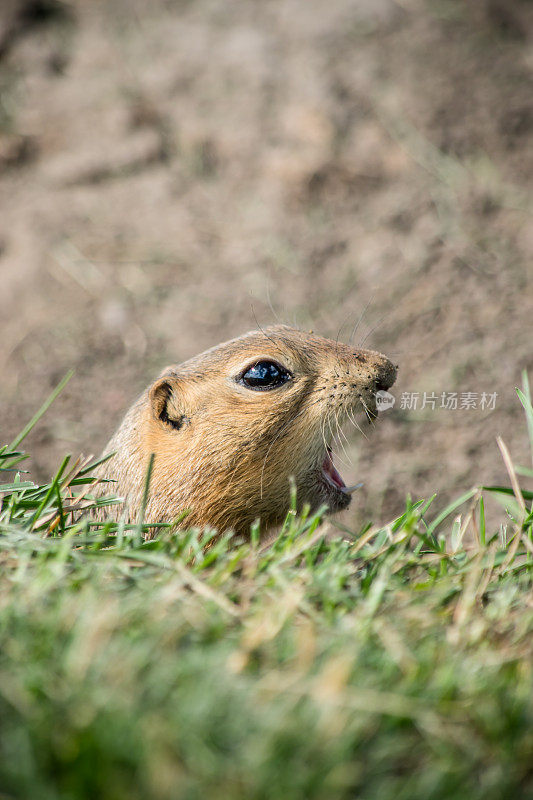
[{"left": 342, "top": 483, "right": 363, "bottom": 494}]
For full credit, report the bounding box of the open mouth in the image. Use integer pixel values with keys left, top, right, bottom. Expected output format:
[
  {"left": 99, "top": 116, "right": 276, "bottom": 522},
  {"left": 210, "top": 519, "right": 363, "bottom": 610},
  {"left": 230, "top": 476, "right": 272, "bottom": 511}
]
[{"left": 321, "top": 446, "right": 362, "bottom": 497}]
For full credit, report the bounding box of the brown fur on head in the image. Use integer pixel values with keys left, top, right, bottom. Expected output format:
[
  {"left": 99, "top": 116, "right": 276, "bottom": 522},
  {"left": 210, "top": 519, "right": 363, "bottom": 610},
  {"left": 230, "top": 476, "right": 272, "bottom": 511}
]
[{"left": 96, "top": 325, "right": 397, "bottom": 536}]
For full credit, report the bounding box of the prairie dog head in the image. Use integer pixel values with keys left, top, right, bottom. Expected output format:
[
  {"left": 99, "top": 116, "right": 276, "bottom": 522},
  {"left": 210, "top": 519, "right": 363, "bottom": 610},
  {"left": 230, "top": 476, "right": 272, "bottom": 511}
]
[{"left": 136, "top": 324, "right": 397, "bottom": 535}]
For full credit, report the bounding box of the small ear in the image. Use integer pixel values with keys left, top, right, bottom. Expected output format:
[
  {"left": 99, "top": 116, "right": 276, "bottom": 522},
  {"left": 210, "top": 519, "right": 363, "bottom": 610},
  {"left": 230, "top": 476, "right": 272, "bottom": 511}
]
[{"left": 149, "top": 377, "right": 188, "bottom": 430}]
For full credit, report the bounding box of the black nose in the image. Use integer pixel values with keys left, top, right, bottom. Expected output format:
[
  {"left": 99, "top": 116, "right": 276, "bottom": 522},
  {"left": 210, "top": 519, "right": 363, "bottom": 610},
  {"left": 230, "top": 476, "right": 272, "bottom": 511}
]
[{"left": 375, "top": 361, "right": 397, "bottom": 392}]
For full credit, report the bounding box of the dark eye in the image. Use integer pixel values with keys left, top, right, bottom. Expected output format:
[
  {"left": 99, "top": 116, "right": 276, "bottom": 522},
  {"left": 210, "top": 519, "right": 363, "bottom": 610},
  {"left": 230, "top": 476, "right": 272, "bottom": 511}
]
[{"left": 239, "top": 360, "right": 292, "bottom": 391}]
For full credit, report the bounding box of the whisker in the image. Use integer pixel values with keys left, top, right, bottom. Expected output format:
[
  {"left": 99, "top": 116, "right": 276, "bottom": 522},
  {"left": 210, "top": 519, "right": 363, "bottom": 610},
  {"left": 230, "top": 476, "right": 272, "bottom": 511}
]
[
  {"left": 336, "top": 410, "right": 351, "bottom": 448},
  {"left": 320, "top": 414, "right": 329, "bottom": 454},
  {"left": 360, "top": 396, "right": 376, "bottom": 426},
  {"left": 358, "top": 312, "right": 388, "bottom": 348},
  {"left": 327, "top": 416, "right": 340, "bottom": 457},
  {"left": 347, "top": 409, "right": 368, "bottom": 441},
  {"left": 250, "top": 304, "right": 288, "bottom": 361},
  {"left": 259, "top": 404, "right": 310, "bottom": 500},
  {"left": 266, "top": 282, "right": 283, "bottom": 325},
  {"left": 349, "top": 293, "right": 375, "bottom": 345},
  {"left": 335, "top": 310, "right": 354, "bottom": 352},
  {"left": 334, "top": 410, "right": 352, "bottom": 466}
]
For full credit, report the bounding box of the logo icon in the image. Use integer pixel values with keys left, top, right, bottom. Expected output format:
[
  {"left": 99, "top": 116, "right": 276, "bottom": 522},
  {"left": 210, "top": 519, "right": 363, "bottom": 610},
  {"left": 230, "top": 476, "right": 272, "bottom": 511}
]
[{"left": 375, "top": 390, "right": 395, "bottom": 411}]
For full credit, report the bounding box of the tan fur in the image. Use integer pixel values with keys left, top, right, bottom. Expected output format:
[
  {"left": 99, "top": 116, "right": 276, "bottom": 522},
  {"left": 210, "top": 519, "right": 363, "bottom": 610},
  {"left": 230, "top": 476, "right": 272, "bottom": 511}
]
[{"left": 95, "top": 325, "right": 397, "bottom": 537}]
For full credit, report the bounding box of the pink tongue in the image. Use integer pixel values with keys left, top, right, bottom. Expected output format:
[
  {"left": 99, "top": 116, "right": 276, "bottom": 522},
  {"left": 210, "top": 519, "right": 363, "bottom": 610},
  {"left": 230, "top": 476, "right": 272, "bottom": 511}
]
[{"left": 323, "top": 449, "right": 346, "bottom": 489}]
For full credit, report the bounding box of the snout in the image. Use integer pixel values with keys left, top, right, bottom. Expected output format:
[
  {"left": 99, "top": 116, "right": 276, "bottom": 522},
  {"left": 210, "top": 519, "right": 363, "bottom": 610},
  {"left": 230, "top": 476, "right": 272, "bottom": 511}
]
[
  {"left": 352, "top": 349, "right": 397, "bottom": 392},
  {"left": 349, "top": 350, "right": 397, "bottom": 420},
  {"left": 373, "top": 356, "right": 397, "bottom": 393}
]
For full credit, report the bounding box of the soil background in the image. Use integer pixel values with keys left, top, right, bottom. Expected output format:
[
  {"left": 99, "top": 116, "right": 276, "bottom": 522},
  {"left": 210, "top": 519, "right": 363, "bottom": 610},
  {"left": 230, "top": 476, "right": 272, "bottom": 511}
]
[{"left": 1, "top": 0, "right": 532, "bottom": 530}]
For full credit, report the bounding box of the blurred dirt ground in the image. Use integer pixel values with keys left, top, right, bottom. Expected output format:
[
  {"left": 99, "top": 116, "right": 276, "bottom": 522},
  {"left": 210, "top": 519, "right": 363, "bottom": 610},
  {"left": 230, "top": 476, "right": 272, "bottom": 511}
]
[{"left": 1, "top": 0, "right": 532, "bottom": 528}]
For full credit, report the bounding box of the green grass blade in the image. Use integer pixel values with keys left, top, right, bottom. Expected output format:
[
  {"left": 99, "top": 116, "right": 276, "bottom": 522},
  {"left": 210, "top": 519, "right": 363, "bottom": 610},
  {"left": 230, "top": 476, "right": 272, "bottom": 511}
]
[
  {"left": 426, "top": 488, "right": 477, "bottom": 536},
  {"left": 479, "top": 495, "right": 486, "bottom": 546},
  {"left": 134, "top": 452, "right": 155, "bottom": 544},
  {"left": 8, "top": 370, "right": 74, "bottom": 450},
  {"left": 30, "top": 454, "right": 71, "bottom": 530},
  {"left": 482, "top": 485, "right": 533, "bottom": 502}
]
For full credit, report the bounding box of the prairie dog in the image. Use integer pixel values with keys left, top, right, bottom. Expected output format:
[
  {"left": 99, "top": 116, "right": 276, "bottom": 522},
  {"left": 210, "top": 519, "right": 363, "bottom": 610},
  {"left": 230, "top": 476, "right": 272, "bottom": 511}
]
[{"left": 96, "top": 325, "right": 397, "bottom": 536}]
